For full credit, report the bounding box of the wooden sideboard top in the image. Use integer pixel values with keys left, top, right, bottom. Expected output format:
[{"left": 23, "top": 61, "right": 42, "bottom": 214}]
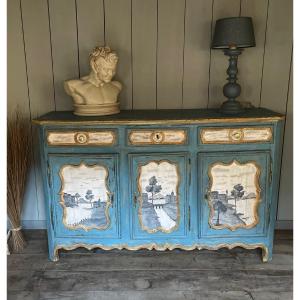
[{"left": 33, "top": 108, "right": 284, "bottom": 125}]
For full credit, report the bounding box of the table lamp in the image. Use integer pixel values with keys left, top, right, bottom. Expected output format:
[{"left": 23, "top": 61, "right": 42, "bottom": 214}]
[{"left": 212, "top": 17, "right": 256, "bottom": 114}]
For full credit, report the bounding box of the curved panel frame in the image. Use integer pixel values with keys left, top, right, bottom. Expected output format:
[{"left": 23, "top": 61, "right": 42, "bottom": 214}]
[
  {"left": 207, "top": 160, "right": 261, "bottom": 231},
  {"left": 137, "top": 160, "right": 181, "bottom": 234},
  {"left": 58, "top": 162, "right": 112, "bottom": 231}
]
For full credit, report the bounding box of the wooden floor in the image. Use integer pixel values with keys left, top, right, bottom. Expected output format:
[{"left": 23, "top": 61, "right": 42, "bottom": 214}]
[{"left": 7, "top": 230, "right": 293, "bottom": 300}]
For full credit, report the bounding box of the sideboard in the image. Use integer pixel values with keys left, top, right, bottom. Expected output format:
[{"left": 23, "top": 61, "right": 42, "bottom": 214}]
[{"left": 33, "top": 108, "right": 284, "bottom": 262}]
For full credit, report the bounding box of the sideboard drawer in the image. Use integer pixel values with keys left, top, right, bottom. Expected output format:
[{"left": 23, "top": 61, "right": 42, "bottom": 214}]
[
  {"left": 200, "top": 127, "right": 273, "bottom": 144},
  {"left": 47, "top": 130, "right": 117, "bottom": 146},
  {"left": 128, "top": 129, "right": 187, "bottom": 145}
]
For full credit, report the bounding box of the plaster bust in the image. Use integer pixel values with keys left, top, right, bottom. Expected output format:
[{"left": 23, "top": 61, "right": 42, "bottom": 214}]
[{"left": 64, "top": 46, "right": 122, "bottom": 116}]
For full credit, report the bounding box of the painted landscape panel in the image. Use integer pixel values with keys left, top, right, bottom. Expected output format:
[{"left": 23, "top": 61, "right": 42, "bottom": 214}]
[
  {"left": 138, "top": 161, "right": 179, "bottom": 233},
  {"left": 59, "top": 163, "right": 110, "bottom": 230},
  {"left": 208, "top": 161, "right": 261, "bottom": 230}
]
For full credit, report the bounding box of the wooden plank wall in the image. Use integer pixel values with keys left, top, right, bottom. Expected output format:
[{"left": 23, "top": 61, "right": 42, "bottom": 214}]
[{"left": 7, "top": 0, "right": 293, "bottom": 227}]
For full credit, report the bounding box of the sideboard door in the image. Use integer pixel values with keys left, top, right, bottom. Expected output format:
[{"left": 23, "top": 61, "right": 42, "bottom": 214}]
[
  {"left": 198, "top": 151, "right": 270, "bottom": 238},
  {"left": 129, "top": 153, "right": 189, "bottom": 239},
  {"left": 48, "top": 154, "right": 120, "bottom": 238}
]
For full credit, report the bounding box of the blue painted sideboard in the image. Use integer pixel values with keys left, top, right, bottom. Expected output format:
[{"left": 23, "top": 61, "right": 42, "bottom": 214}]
[{"left": 33, "top": 108, "right": 284, "bottom": 262}]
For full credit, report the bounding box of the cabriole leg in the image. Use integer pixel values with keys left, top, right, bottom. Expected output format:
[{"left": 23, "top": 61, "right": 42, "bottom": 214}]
[
  {"left": 261, "top": 246, "right": 271, "bottom": 262},
  {"left": 49, "top": 246, "right": 59, "bottom": 262}
]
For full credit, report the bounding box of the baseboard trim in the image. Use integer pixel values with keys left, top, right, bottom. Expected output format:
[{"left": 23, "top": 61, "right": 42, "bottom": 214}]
[
  {"left": 275, "top": 220, "right": 293, "bottom": 230},
  {"left": 21, "top": 220, "right": 46, "bottom": 229}
]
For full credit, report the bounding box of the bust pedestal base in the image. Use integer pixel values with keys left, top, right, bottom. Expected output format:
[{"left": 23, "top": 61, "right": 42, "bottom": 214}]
[{"left": 73, "top": 102, "right": 120, "bottom": 116}]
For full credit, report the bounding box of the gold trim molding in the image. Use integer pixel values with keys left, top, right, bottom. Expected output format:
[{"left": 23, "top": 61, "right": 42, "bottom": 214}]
[
  {"left": 47, "top": 130, "right": 117, "bottom": 146},
  {"left": 128, "top": 129, "right": 187, "bottom": 145},
  {"left": 207, "top": 160, "right": 262, "bottom": 231},
  {"left": 200, "top": 127, "right": 273, "bottom": 144},
  {"left": 53, "top": 242, "right": 269, "bottom": 262}
]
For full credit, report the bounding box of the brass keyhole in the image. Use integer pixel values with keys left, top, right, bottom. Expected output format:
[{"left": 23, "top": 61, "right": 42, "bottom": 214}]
[
  {"left": 233, "top": 132, "right": 241, "bottom": 138},
  {"left": 75, "top": 132, "right": 88, "bottom": 144},
  {"left": 152, "top": 131, "right": 164, "bottom": 143},
  {"left": 230, "top": 129, "right": 243, "bottom": 142}
]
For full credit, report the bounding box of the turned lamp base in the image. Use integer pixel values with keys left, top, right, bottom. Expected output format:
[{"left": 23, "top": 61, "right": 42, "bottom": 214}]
[
  {"left": 220, "top": 100, "right": 245, "bottom": 115},
  {"left": 219, "top": 48, "right": 245, "bottom": 115}
]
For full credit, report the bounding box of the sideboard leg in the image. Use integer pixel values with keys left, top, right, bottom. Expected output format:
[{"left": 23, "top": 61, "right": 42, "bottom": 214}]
[
  {"left": 49, "top": 247, "right": 59, "bottom": 262},
  {"left": 262, "top": 246, "right": 271, "bottom": 263}
]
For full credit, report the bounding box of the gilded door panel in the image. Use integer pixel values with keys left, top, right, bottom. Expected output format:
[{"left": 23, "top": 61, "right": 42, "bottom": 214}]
[
  {"left": 130, "top": 153, "right": 188, "bottom": 239},
  {"left": 198, "top": 151, "right": 270, "bottom": 238},
  {"left": 138, "top": 160, "right": 180, "bottom": 233},
  {"left": 48, "top": 154, "right": 119, "bottom": 238},
  {"left": 208, "top": 160, "right": 261, "bottom": 231},
  {"left": 59, "top": 163, "right": 111, "bottom": 231}
]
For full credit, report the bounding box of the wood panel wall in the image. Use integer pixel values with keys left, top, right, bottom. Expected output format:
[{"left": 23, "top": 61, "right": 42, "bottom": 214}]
[{"left": 8, "top": 0, "right": 293, "bottom": 227}]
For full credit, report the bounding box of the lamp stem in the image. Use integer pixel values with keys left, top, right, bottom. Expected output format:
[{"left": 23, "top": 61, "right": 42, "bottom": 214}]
[{"left": 221, "top": 48, "right": 244, "bottom": 114}]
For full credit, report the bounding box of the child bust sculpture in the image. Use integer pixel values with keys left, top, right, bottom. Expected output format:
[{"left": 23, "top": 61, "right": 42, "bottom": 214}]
[{"left": 64, "top": 46, "right": 122, "bottom": 116}]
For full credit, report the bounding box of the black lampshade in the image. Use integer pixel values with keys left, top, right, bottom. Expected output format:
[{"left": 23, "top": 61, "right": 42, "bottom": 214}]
[{"left": 211, "top": 17, "right": 255, "bottom": 49}]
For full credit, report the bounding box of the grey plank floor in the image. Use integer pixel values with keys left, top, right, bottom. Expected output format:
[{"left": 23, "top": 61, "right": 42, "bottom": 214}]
[{"left": 7, "top": 230, "right": 293, "bottom": 300}]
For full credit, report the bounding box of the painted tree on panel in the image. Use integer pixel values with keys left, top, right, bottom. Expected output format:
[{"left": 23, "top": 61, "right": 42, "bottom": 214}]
[
  {"left": 231, "top": 184, "right": 245, "bottom": 215},
  {"left": 213, "top": 200, "right": 228, "bottom": 226},
  {"left": 85, "top": 190, "right": 94, "bottom": 208},
  {"left": 145, "top": 176, "right": 162, "bottom": 205},
  {"left": 74, "top": 193, "right": 81, "bottom": 205}
]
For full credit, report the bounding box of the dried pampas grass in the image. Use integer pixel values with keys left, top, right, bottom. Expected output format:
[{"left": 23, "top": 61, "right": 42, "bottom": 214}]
[{"left": 7, "top": 109, "right": 31, "bottom": 252}]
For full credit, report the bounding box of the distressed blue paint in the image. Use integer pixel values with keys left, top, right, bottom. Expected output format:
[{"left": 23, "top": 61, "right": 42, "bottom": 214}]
[{"left": 33, "top": 109, "right": 284, "bottom": 262}]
